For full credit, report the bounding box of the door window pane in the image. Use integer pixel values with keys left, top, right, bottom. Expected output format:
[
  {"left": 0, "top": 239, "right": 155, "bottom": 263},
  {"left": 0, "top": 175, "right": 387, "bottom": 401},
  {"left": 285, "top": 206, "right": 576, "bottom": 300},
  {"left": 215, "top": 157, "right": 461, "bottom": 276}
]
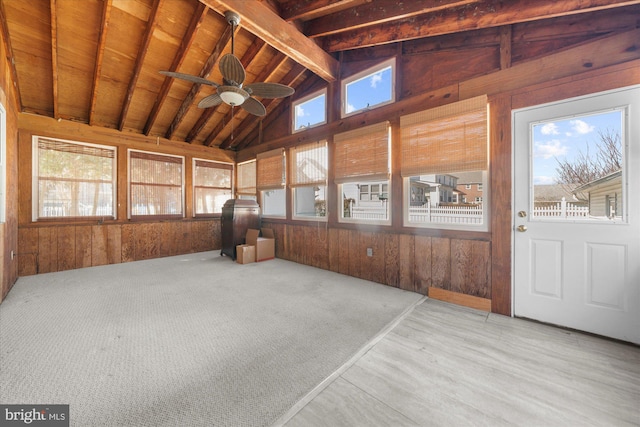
[{"left": 532, "top": 110, "right": 624, "bottom": 222}]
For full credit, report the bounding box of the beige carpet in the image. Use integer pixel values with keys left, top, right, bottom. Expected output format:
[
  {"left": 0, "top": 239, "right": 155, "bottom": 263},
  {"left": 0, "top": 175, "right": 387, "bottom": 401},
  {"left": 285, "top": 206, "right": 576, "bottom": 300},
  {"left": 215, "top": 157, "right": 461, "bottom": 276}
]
[{"left": 0, "top": 252, "right": 422, "bottom": 426}]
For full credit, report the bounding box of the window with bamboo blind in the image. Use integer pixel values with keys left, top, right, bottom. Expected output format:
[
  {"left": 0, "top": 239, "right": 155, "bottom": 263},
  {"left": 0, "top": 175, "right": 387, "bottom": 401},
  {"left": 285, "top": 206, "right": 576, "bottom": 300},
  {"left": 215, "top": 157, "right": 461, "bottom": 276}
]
[
  {"left": 193, "top": 159, "right": 233, "bottom": 216},
  {"left": 334, "top": 121, "right": 391, "bottom": 223},
  {"left": 290, "top": 140, "right": 328, "bottom": 219},
  {"left": 236, "top": 159, "right": 257, "bottom": 200},
  {"left": 33, "top": 136, "right": 116, "bottom": 220},
  {"left": 400, "top": 95, "right": 489, "bottom": 230},
  {"left": 257, "top": 148, "right": 286, "bottom": 217},
  {"left": 128, "top": 150, "right": 184, "bottom": 219}
]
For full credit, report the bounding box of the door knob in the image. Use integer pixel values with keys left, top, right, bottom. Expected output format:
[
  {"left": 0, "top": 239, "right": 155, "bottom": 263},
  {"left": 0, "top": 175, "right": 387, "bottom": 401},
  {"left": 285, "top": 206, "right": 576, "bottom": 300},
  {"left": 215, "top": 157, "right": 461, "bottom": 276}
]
[{"left": 517, "top": 225, "right": 527, "bottom": 232}]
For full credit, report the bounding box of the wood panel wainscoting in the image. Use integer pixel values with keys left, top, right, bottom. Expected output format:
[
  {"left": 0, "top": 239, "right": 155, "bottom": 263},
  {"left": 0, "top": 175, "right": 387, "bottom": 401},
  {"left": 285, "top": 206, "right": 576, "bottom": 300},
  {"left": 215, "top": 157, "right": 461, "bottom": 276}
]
[
  {"left": 264, "top": 222, "right": 491, "bottom": 302},
  {"left": 17, "top": 219, "right": 221, "bottom": 276}
]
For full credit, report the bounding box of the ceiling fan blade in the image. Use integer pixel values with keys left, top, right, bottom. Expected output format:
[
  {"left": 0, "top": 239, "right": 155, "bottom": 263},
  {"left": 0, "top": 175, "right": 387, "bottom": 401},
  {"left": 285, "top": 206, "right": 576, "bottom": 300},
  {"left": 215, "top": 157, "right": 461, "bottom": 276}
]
[
  {"left": 219, "top": 53, "right": 245, "bottom": 86},
  {"left": 198, "top": 93, "right": 223, "bottom": 108},
  {"left": 245, "top": 82, "right": 295, "bottom": 99},
  {"left": 241, "top": 97, "right": 266, "bottom": 116},
  {"left": 159, "top": 71, "right": 218, "bottom": 87}
]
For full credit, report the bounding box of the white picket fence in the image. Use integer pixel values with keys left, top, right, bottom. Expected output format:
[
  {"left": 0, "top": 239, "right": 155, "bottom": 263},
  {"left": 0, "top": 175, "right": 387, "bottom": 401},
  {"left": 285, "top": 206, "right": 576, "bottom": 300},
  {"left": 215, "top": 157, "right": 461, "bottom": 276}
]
[
  {"left": 533, "top": 197, "right": 589, "bottom": 219},
  {"left": 408, "top": 204, "right": 483, "bottom": 224},
  {"left": 349, "top": 204, "right": 483, "bottom": 224}
]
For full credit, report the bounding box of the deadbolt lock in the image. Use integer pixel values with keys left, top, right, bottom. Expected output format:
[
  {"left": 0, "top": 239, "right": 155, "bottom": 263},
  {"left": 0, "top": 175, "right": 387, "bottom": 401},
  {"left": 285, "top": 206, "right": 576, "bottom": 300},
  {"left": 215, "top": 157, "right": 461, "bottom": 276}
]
[{"left": 518, "top": 211, "right": 527, "bottom": 217}]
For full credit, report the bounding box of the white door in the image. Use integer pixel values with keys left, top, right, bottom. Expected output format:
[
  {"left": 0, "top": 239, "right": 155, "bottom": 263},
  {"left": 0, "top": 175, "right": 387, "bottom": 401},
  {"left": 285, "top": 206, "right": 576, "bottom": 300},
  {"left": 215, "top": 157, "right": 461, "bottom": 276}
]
[{"left": 513, "top": 86, "right": 640, "bottom": 344}]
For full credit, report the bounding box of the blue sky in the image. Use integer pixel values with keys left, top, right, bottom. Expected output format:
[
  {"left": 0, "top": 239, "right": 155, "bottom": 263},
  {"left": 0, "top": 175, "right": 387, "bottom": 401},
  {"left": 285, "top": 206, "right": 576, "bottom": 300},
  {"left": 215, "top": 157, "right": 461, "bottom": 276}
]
[
  {"left": 345, "top": 66, "right": 392, "bottom": 114},
  {"left": 532, "top": 110, "right": 623, "bottom": 185}
]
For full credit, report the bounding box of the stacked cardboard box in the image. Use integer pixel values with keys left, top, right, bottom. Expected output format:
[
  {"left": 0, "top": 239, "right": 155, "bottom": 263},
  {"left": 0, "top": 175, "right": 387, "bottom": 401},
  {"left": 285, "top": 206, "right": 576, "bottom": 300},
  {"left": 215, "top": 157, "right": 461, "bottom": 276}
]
[{"left": 236, "top": 228, "right": 275, "bottom": 264}]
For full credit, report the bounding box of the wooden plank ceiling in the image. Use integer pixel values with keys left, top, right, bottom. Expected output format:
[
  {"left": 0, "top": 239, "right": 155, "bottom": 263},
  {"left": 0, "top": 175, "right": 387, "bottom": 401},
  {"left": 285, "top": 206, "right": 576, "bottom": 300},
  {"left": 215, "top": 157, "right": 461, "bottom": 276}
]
[{"left": 1, "top": 0, "right": 638, "bottom": 152}]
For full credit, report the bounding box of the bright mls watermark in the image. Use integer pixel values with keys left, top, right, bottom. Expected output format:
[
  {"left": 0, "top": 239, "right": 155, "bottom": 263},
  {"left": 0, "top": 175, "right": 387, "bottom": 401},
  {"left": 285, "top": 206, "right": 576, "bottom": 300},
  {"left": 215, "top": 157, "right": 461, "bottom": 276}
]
[{"left": 0, "top": 405, "right": 69, "bottom": 426}]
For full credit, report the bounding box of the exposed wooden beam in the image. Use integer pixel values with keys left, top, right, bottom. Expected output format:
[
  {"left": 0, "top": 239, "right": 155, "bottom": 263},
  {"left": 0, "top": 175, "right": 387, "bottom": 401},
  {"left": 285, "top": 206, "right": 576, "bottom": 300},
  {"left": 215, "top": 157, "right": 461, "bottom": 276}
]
[
  {"left": 50, "top": 0, "right": 58, "bottom": 119},
  {"left": 305, "top": 0, "right": 478, "bottom": 38},
  {"left": 0, "top": 0, "right": 22, "bottom": 111},
  {"left": 165, "top": 25, "right": 232, "bottom": 140},
  {"left": 89, "top": 0, "right": 112, "bottom": 126},
  {"left": 500, "top": 25, "right": 512, "bottom": 70},
  {"left": 144, "top": 2, "right": 208, "bottom": 136},
  {"left": 186, "top": 38, "right": 267, "bottom": 143},
  {"left": 322, "top": 0, "right": 640, "bottom": 52},
  {"left": 199, "top": 0, "right": 339, "bottom": 82},
  {"left": 118, "top": 0, "right": 161, "bottom": 131},
  {"left": 279, "top": 0, "right": 368, "bottom": 22}
]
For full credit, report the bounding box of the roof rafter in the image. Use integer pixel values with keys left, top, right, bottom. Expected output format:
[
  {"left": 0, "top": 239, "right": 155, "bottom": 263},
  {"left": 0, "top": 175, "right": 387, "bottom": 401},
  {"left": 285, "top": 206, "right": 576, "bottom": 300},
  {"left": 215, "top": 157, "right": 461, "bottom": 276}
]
[
  {"left": 322, "top": 0, "right": 640, "bottom": 52},
  {"left": 165, "top": 24, "right": 232, "bottom": 140},
  {"left": 118, "top": 0, "right": 162, "bottom": 131},
  {"left": 89, "top": 0, "right": 112, "bottom": 126},
  {"left": 279, "top": 0, "right": 368, "bottom": 22},
  {"left": 199, "top": 0, "right": 339, "bottom": 82},
  {"left": 144, "top": 2, "right": 209, "bottom": 136}
]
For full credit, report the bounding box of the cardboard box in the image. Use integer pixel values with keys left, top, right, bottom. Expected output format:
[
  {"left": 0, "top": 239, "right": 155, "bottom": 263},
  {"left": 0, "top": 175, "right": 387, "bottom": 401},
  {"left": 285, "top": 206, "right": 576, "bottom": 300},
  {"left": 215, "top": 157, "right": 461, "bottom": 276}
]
[
  {"left": 236, "top": 244, "right": 255, "bottom": 264},
  {"left": 246, "top": 228, "right": 275, "bottom": 261}
]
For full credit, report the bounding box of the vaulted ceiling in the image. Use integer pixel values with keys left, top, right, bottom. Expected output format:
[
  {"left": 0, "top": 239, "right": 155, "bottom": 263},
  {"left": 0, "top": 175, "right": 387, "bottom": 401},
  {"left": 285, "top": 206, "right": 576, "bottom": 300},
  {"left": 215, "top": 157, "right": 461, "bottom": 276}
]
[{"left": 1, "top": 0, "right": 637, "bottom": 152}]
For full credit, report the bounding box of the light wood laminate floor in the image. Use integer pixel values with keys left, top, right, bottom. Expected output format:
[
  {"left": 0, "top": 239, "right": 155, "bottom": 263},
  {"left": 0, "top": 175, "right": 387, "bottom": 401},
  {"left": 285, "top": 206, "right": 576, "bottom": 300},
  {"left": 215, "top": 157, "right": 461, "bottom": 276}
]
[{"left": 279, "top": 299, "right": 640, "bottom": 426}]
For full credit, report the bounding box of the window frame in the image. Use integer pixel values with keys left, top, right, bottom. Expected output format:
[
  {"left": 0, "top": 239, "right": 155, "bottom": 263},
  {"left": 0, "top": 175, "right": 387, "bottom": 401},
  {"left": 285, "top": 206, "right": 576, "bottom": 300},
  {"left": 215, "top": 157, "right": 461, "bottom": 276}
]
[
  {"left": 290, "top": 140, "right": 328, "bottom": 221},
  {"left": 128, "top": 149, "right": 185, "bottom": 220},
  {"left": 192, "top": 158, "right": 233, "bottom": 217},
  {"left": 32, "top": 136, "right": 117, "bottom": 222},
  {"left": 292, "top": 88, "right": 327, "bottom": 133},
  {"left": 257, "top": 149, "right": 286, "bottom": 218},
  {"left": 341, "top": 58, "right": 396, "bottom": 118}
]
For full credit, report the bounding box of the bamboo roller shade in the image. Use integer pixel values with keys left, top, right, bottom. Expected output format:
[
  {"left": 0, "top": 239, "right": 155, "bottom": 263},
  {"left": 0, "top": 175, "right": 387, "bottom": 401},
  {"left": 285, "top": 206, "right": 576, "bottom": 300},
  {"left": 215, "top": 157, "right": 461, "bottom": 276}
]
[
  {"left": 289, "top": 140, "right": 328, "bottom": 187},
  {"left": 194, "top": 160, "right": 232, "bottom": 188},
  {"left": 334, "top": 121, "right": 390, "bottom": 183},
  {"left": 400, "top": 95, "right": 488, "bottom": 176},
  {"left": 237, "top": 160, "right": 256, "bottom": 195},
  {"left": 257, "top": 148, "right": 285, "bottom": 190}
]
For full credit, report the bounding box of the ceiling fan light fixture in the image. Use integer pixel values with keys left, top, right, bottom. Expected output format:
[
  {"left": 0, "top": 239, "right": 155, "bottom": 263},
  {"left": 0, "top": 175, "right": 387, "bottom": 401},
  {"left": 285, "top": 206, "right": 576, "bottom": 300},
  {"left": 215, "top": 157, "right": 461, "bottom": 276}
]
[{"left": 220, "top": 90, "right": 246, "bottom": 106}]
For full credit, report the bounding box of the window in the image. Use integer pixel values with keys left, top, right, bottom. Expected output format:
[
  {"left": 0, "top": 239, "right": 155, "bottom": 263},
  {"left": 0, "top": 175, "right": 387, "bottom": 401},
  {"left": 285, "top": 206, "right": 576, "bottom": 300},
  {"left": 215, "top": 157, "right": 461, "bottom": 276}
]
[
  {"left": 293, "top": 89, "right": 327, "bottom": 132},
  {"left": 478, "top": 183, "right": 483, "bottom": 191},
  {"left": 290, "top": 141, "right": 328, "bottom": 219},
  {"left": 129, "top": 150, "right": 184, "bottom": 219},
  {"left": 193, "top": 159, "right": 233, "bottom": 216},
  {"left": 33, "top": 136, "right": 116, "bottom": 220},
  {"left": 401, "top": 95, "right": 489, "bottom": 230},
  {"left": 342, "top": 58, "right": 395, "bottom": 117},
  {"left": 236, "top": 159, "right": 257, "bottom": 201},
  {"left": 465, "top": 184, "right": 471, "bottom": 190},
  {"left": 335, "top": 122, "right": 391, "bottom": 223},
  {"left": 257, "top": 149, "right": 286, "bottom": 217}
]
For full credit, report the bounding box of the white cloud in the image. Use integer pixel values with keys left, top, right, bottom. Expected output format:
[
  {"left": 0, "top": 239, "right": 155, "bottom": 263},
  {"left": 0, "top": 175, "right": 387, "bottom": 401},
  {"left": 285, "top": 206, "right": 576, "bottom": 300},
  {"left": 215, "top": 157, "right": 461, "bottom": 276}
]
[
  {"left": 534, "top": 175, "right": 556, "bottom": 185},
  {"left": 540, "top": 123, "right": 559, "bottom": 135},
  {"left": 570, "top": 119, "right": 594, "bottom": 135},
  {"left": 534, "top": 140, "right": 568, "bottom": 159},
  {"left": 346, "top": 103, "right": 355, "bottom": 113},
  {"left": 370, "top": 73, "right": 382, "bottom": 88},
  {"left": 296, "top": 106, "right": 306, "bottom": 117}
]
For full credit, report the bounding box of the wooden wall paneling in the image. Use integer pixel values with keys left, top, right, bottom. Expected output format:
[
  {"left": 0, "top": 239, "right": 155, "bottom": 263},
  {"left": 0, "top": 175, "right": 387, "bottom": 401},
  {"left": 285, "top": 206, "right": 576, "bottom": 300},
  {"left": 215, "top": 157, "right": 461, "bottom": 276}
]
[
  {"left": 267, "top": 222, "right": 285, "bottom": 259},
  {"left": 138, "top": 223, "right": 160, "bottom": 260},
  {"left": 17, "top": 228, "right": 38, "bottom": 276},
  {"left": 398, "top": 234, "right": 415, "bottom": 292},
  {"left": 413, "top": 235, "right": 432, "bottom": 295},
  {"left": 191, "top": 221, "right": 207, "bottom": 254},
  {"left": 177, "top": 221, "right": 192, "bottom": 255},
  {"left": 56, "top": 226, "right": 76, "bottom": 271},
  {"left": 471, "top": 240, "right": 491, "bottom": 299},
  {"left": 337, "top": 229, "right": 350, "bottom": 275},
  {"left": 37, "top": 227, "right": 57, "bottom": 273},
  {"left": 121, "top": 224, "right": 135, "bottom": 262},
  {"left": 384, "top": 233, "right": 399, "bottom": 288},
  {"left": 358, "top": 231, "right": 374, "bottom": 282},
  {"left": 75, "top": 225, "right": 92, "bottom": 269},
  {"left": 460, "top": 28, "right": 640, "bottom": 99},
  {"left": 311, "top": 224, "right": 329, "bottom": 270},
  {"left": 348, "top": 229, "right": 361, "bottom": 279},
  {"left": 450, "top": 239, "right": 472, "bottom": 295},
  {"left": 328, "top": 228, "right": 340, "bottom": 272},
  {"left": 91, "top": 225, "right": 108, "bottom": 266},
  {"left": 159, "top": 221, "right": 175, "bottom": 257},
  {"left": 288, "top": 224, "right": 301, "bottom": 263},
  {"left": 370, "top": 231, "right": 386, "bottom": 285},
  {"left": 431, "top": 237, "right": 451, "bottom": 290},
  {"left": 489, "top": 93, "right": 512, "bottom": 315},
  {"left": 106, "top": 224, "right": 122, "bottom": 265},
  {"left": 211, "top": 219, "right": 222, "bottom": 250}
]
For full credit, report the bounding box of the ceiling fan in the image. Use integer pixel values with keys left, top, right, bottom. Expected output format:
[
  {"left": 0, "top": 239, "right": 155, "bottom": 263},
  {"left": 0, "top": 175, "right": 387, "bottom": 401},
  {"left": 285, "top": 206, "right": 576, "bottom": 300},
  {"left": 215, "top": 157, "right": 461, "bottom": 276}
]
[{"left": 159, "top": 11, "right": 295, "bottom": 117}]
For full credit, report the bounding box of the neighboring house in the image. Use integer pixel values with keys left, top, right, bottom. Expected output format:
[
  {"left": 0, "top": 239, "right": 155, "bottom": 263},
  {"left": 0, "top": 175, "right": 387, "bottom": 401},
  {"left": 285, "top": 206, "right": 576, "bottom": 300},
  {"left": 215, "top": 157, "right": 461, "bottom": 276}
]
[
  {"left": 410, "top": 174, "right": 458, "bottom": 206},
  {"left": 573, "top": 170, "right": 622, "bottom": 218},
  {"left": 455, "top": 171, "right": 484, "bottom": 204}
]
